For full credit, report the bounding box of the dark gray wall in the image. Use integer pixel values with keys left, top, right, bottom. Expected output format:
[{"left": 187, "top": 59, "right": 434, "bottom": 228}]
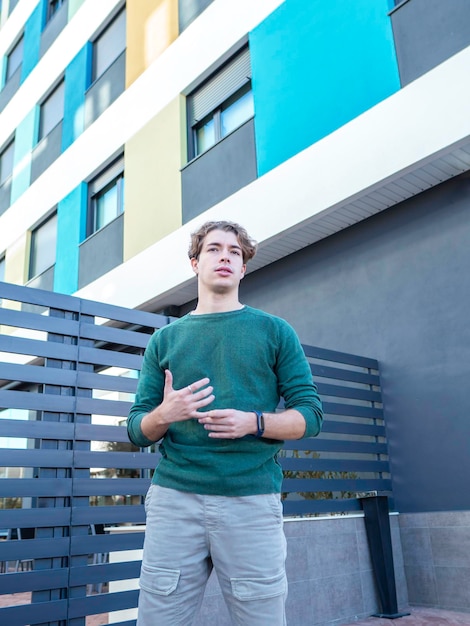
[
  {"left": 391, "top": 0, "right": 470, "bottom": 85},
  {"left": 84, "top": 51, "right": 125, "bottom": 129},
  {"left": 0, "top": 66, "right": 21, "bottom": 113},
  {"left": 238, "top": 172, "right": 470, "bottom": 514},
  {"left": 181, "top": 119, "right": 257, "bottom": 223},
  {"left": 78, "top": 214, "right": 123, "bottom": 289},
  {"left": 30, "top": 121, "right": 63, "bottom": 183},
  {"left": 178, "top": 0, "right": 215, "bottom": 32}
]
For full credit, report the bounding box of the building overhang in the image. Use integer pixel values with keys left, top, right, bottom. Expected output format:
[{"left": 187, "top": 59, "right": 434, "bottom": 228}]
[{"left": 75, "top": 45, "right": 470, "bottom": 312}]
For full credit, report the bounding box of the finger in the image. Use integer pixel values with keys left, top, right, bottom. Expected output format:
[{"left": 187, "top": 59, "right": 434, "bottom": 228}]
[
  {"left": 163, "top": 369, "right": 173, "bottom": 394},
  {"left": 187, "top": 377, "right": 211, "bottom": 393},
  {"left": 192, "top": 385, "right": 214, "bottom": 401}
]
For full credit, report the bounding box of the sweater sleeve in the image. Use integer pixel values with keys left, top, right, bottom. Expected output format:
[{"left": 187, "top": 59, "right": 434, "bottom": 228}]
[
  {"left": 275, "top": 321, "right": 323, "bottom": 438},
  {"left": 127, "top": 333, "right": 165, "bottom": 447}
]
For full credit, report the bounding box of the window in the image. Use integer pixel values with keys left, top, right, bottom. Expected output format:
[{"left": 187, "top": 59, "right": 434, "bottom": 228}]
[
  {"left": 188, "top": 47, "right": 253, "bottom": 158},
  {"left": 38, "top": 80, "right": 65, "bottom": 141},
  {"left": 0, "top": 255, "right": 5, "bottom": 282},
  {"left": 6, "top": 36, "right": 24, "bottom": 82},
  {"left": 88, "top": 157, "right": 124, "bottom": 236},
  {"left": 93, "top": 9, "right": 126, "bottom": 81},
  {"left": 29, "top": 213, "right": 57, "bottom": 279},
  {"left": 46, "top": 0, "right": 65, "bottom": 23},
  {"left": 0, "top": 141, "right": 14, "bottom": 186}
]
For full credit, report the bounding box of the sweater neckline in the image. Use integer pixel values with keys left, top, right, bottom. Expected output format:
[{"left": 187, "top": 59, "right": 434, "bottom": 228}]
[{"left": 188, "top": 305, "right": 247, "bottom": 319}]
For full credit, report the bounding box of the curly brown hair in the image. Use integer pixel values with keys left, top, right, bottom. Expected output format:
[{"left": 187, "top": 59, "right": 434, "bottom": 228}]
[{"left": 188, "top": 221, "right": 257, "bottom": 263}]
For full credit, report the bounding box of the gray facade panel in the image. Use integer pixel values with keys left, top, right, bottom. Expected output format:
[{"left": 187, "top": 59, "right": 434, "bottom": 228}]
[
  {"left": 391, "top": 0, "right": 470, "bottom": 85},
  {"left": 84, "top": 51, "right": 125, "bottom": 129},
  {"left": 178, "top": 0, "right": 215, "bottom": 32},
  {"left": 0, "top": 66, "right": 21, "bottom": 113},
  {"left": 30, "top": 121, "right": 63, "bottom": 183},
  {"left": 39, "top": 0, "right": 69, "bottom": 59},
  {"left": 239, "top": 173, "right": 470, "bottom": 514},
  {"left": 78, "top": 214, "right": 123, "bottom": 289},
  {"left": 0, "top": 178, "right": 12, "bottom": 217},
  {"left": 181, "top": 119, "right": 257, "bottom": 223}
]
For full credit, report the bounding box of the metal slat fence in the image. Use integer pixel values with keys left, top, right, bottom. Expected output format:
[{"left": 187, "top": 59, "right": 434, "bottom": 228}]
[{"left": 0, "top": 281, "right": 392, "bottom": 625}]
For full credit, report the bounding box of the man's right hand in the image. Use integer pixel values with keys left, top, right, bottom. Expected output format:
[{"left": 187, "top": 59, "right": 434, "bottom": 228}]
[{"left": 140, "top": 369, "right": 214, "bottom": 442}]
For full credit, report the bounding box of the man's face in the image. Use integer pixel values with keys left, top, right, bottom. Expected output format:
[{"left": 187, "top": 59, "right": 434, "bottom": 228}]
[{"left": 191, "top": 229, "right": 246, "bottom": 294}]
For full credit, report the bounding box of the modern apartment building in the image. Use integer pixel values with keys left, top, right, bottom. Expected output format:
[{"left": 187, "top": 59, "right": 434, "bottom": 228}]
[{"left": 1, "top": 0, "right": 470, "bottom": 612}]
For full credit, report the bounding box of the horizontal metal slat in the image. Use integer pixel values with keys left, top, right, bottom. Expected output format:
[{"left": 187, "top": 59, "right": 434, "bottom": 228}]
[
  {"left": 0, "top": 599, "right": 67, "bottom": 625},
  {"left": 72, "top": 504, "right": 145, "bottom": 526},
  {"left": 71, "top": 530, "right": 145, "bottom": 555},
  {"left": 73, "top": 478, "right": 150, "bottom": 496},
  {"left": 0, "top": 334, "right": 78, "bottom": 360},
  {"left": 282, "top": 478, "right": 392, "bottom": 493},
  {"left": 280, "top": 458, "right": 389, "bottom": 473},
  {"left": 74, "top": 450, "right": 158, "bottom": 470},
  {"left": 0, "top": 418, "right": 74, "bottom": 440},
  {"left": 283, "top": 439, "right": 388, "bottom": 455},
  {"left": 0, "top": 537, "right": 69, "bottom": 561},
  {"left": 0, "top": 281, "right": 81, "bottom": 311},
  {"left": 75, "top": 396, "right": 131, "bottom": 417},
  {"left": 0, "top": 507, "right": 71, "bottom": 528},
  {"left": 321, "top": 421, "right": 385, "bottom": 436},
  {"left": 80, "top": 298, "right": 167, "bottom": 328},
  {"left": 282, "top": 498, "right": 361, "bottom": 516},
  {"left": 0, "top": 361, "right": 77, "bottom": 387},
  {"left": 317, "top": 382, "right": 381, "bottom": 403},
  {"left": 310, "top": 363, "right": 380, "bottom": 385},
  {"left": 68, "top": 589, "right": 139, "bottom": 619},
  {"left": 76, "top": 370, "right": 138, "bottom": 393},
  {"left": 302, "top": 344, "right": 378, "bottom": 369},
  {"left": 0, "top": 307, "right": 79, "bottom": 336},
  {"left": 0, "top": 567, "right": 69, "bottom": 594},
  {"left": 70, "top": 560, "right": 141, "bottom": 586},
  {"left": 78, "top": 345, "right": 143, "bottom": 369},
  {"left": 74, "top": 422, "right": 132, "bottom": 442},
  {"left": 0, "top": 389, "right": 76, "bottom": 412},
  {"left": 0, "top": 449, "right": 74, "bottom": 468},
  {"left": 79, "top": 321, "right": 152, "bottom": 349},
  {"left": 0, "top": 478, "right": 72, "bottom": 497},
  {"left": 322, "top": 402, "right": 383, "bottom": 418}
]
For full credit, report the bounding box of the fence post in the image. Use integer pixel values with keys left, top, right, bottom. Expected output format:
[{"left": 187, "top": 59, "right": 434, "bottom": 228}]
[{"left": 359, "top": 493, "right": 409, "bottom": 619}]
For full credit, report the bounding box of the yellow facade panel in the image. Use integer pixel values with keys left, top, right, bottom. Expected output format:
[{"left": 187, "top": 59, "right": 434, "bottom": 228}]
[
  {"left": 126, "top": 0, "right": 179, "bottom": 88},
  {"left": 123, "top": 96, "right": 187, "bottom": 262}
]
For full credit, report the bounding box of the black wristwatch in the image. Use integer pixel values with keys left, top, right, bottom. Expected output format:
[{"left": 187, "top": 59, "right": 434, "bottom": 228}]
[{"left": 253, "top": 411, "right": 265, "bottom": 438}]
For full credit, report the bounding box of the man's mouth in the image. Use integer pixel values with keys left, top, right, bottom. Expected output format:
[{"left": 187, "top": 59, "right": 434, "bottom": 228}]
[{"left": 215, "top": 266, "right": 232, "bottom": 275}]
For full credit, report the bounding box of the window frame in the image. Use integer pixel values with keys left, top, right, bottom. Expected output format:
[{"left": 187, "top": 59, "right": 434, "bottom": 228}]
[
  {"left": 0, "top": 140, "right": 15, "bottom": 186},
  {"left": 29, "top": 212, "right": 58, "bottom": 280},
  {"left": 46, "top": 0, "right": 66, "bottom": 24},
  {"left": 5, "top": 35, "right": 24, "bottom": 83},
  {"left": 187, "top": 45, "right": 252, "bottom": 160},
  {"left": 91, "top": 7, "right": 126, "bottom": 83},
  {"left": 38, "top": 79, "right": 65, "bottom": 142},
  {"left": 192, "top": 82, "right": 254, "bottom": 158},
  {"left": 87, "top": 156, "right": 125, "bottom": 238}
]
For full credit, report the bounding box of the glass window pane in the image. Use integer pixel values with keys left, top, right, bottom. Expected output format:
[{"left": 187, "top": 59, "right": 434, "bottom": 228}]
[
  {"left": 195, "top": 117, "right": 215, "bottom": 156},
  {"left": 39, "top": 81, "right": 65, "bottom": 140},
  {"left": 6, "top": 36, "right": 23, "bottom": 81},
  {"left": 0, "top": 257, "right": 5, "bottom": 282},
  {"left": 94, "top": 9, "right": 126, "bottom": 80},
  {"left": 0, "top": 142, "right": 15, "bottom": 185},
  {"left": 221, "top": 89, "right": 254, "bottom": 138},
  {"left": 30, "top": 214, "right": 57, "bottom": 278},
  {"left": 94, "top": 177, "right": 123, "bottom": 231}
]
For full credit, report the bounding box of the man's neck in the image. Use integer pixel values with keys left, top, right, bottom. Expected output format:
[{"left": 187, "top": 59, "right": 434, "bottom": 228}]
[{"left": 192, "top": 292, "right": 244, "bottom": 315}]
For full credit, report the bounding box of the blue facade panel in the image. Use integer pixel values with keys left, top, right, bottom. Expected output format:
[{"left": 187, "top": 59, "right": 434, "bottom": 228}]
[
  {"left": 62, "top": 44, "right": 92, "bottom": 149},
  {"left": 250, "top": 0, "right": 400, "bottom": 176},
  {"left": 54, "top": 182, "right": 87, "bottom": 294},
  {"left": 10, "top": 108, "right": 38, "bottom": 203},
  {"left": 20, "top": 2, "right": 43, "bottom": 82}
]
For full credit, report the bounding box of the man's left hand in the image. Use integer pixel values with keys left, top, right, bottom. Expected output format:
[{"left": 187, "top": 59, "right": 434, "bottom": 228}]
[{"left": 198, "top": 409, "right": 257, "bottom": 439}]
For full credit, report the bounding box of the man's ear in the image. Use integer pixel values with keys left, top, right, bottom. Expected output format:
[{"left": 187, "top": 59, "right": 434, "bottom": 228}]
[
  {"left": 240, "top": 264, "right": 246, "bottom": 279},
  {"left": 190, "top": 257, "right": 199, "bottom": 274}
]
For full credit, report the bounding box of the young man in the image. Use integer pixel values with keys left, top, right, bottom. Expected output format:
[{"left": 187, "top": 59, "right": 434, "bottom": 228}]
[{"left": 127, "top": 220, "right": 323, "bottom": 625}]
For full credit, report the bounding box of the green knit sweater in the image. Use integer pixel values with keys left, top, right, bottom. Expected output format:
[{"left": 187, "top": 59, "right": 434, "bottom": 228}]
[{"left": 127, "top": 306, "right": 323, "bottom": 496}]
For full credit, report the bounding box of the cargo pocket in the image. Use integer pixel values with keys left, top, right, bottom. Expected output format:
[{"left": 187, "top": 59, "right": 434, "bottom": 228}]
[
  {"left": 231, "top": 571, "right": 286, "bottom": 601},
  {"left": 139, "top": 564, "right": 180, "bottom": 596}
]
